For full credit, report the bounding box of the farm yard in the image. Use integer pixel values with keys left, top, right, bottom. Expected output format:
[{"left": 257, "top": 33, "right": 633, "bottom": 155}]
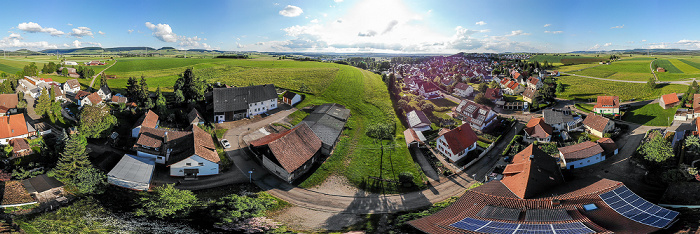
[{"left": 556, "top": 75, "right": 687, "bottom": 101}]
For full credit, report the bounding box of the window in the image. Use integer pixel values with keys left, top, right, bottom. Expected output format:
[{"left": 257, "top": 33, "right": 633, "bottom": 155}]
[
  {"left": 186, "top": 163, "right": 191, "bottom": 166},
  {"left": 198, "top": 162, "right": 204, "bottom": 166}
]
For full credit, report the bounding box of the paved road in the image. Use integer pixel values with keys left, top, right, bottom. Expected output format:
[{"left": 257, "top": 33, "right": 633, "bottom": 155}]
[
  {"left": 88, "top": 60, "right": 117, "bottom": 89},
  {"left": 464, "top": 121, "right": 523, "bottom": 182},
  {"left": 410, "top": 146, "right": 440, "bottom": 182}
]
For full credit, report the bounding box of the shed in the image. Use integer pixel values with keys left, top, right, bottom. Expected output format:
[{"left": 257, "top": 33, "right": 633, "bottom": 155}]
[{"left": 107, "top": 154, "right": 155, "bottom": 191}]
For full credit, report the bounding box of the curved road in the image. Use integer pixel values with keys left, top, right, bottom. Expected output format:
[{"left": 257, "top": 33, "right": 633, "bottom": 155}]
[{"left": 88, "top": 60, "right": 117, "bottom": 89}]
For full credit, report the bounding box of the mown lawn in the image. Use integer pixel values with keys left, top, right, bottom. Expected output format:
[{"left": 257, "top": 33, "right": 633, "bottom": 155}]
[
  {"left": 574, "top": 103, "right": 595, "bottom": 113},
  {"left": 557, "top": 75, "right": 687, "bottom": 101},
  {"left": 622, "top": 104, "right": 677, "bottom": 126}
]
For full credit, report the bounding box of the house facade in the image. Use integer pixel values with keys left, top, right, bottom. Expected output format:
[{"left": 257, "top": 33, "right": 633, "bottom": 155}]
[
  {"left": 62, "top": 79, "right": 80, "bottom": 95},
  {"left": 660, "top": 93, "right": 680, "bottom": 109},
  {"left": 526, "top": 77, "right": 542, "bottom": 89},
  {"left": 79, "top": 92, "right": 102, "bottom": 108},
  {"left": 558, "top": 141, "right": 605, "bottom": 169},
  {"left": 453, "top": 100, "right": 497, "bottom": 131},
  {"left": 436, "top": 123, "right": 478, "bottom": 162},
  {"left": 453, "top": 83, "right": 473, "bottom": 98},
  {"left": 592, "top": 96, "right": 620, "bottom": 115},
  {"left": 524, "top": 117, "right": 552, "bottom": 142},
  {"left": 96, "top": 86, "right": 112, "bottom": 101},
  {"left": 249, "top": 123, "right": 322, "bottom": 183},
  {"left": 582, "top": 114, "right": 615, "bottom": 138},
  {"left": 418, "top": 82, "right": 441, "bottom": 99},
  {"left": 212, "top": 84, "right": 278, "bottom": 122},
  {"left": 282, "top": 91, "right": 302, "bottom": 106},
  {"left": 522, "top": 87, "right": 538, "bottom": 104}
]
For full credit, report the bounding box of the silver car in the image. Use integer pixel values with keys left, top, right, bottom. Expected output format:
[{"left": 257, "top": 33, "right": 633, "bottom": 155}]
[{"left": 220, "top": 139, "right": 231, "bottom": 149}]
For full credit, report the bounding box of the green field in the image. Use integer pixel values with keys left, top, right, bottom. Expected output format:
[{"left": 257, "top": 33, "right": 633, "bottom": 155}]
[
  {"left": 528, "top": 55, "right": 607, "bottom": 65},
  {"left": 678, "top": 59, "right": 700, "bottom": 70},
  {"left": 668, "top": 59, "right": 700, "bottom": 73},
  {"left": 622, "top": 104, "right": 677, "bottom": 126},
  {"left": 559, "top": 56, "right": 700, "bottom": 81},
  {"left": 557, "top": 75, "right": 687, "bottom": 101},
  {"left": 653, "top": 60, "right": 682, "bottom": 73},
  {"left": 574, "top": 103, "right": 595, "bottom": 113}
]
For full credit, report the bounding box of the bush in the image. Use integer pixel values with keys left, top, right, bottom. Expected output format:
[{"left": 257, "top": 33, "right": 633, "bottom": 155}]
[{"left": 398, "top": 172, "right": 414, "bottom": 184}]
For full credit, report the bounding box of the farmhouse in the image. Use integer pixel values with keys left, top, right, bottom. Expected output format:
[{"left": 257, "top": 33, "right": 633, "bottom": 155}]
[
  {"left": 107, "top": 154, "right": 155, "bottom": 191},
  {"left": 0, "top": 114, "right": 31, "bottom": 145},
  {"left": 522, "top": 87, "right": 538, "bottom": 104},
  {"left": 582, "top": 114, "right": 615, "bottom": 138},
  {"left": 299, "top": 103, "right": 350, "bottom": 155},
  {"left": 212, "top": 84, "right": 278, "bottom": 122},
  {"left": 58, "top": 67, "right": 80, "bottom": 78},
  {"left": 435, "top": 123, "right": 478, "bottom": 162},
  {"left": 657, "top": 67, "right": 666, "bottom": 72},
  {"left": 543, "top": 108, "right": 582, "bottom": 131},
  {"left": 132, "top": 110, "right": 159, "bottom": 138},
  {"left": 453, "top": 99, "right": 497, "bottom": 131},
  {"left": 110, "top": 95, "right": 128, "bottom": 104},
  {"left": 249, "top": 123, "right": 322, "bottom": 183},
  {"left": 558, "top": 141, "right": 605, "bottom": 169},
  {"left": 409, "top": 143, "right": 679, "bottom": 234},
  {"left": 660, "top": 93, "right": 680, "bottom": 109},
  {"left": 62, "top": 79, "right": 80, "bottom": 95},
  {"left": 187, "top": 108, "right": 205, "bottom": 126},
  {"left": 133, "top": 125, "right": 219, "bottom": 178},
  {"left": 453, "top": 83, "right": 473, "bottom": 98},
  {"left": 406, "top": 110, "right": 431, "bottom": 132},
  {"left": 592, "top": 96, "right": 620, "bottom": 115},
  {"left": 79, "top": 92, "right": 102, "bottom": 108},
  {"left": 282, "top": 91, "right": 302, "bottom": 106},
  {"left": 96, "top": 86, "right": 112, "bottom": 101},
  {"left": 418, "top": 82, "right": 441, "bottom": 99},
  {"left": 523, "top": 117, "right": 552, "bottom": 142},
  {"left": 0, "top": 94, "right": 18, "bottom": 116}
]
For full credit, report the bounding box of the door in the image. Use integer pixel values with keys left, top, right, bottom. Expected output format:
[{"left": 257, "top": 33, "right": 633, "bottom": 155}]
[{"left": 184, "top": 169, "right": 199, "bottom": 180}]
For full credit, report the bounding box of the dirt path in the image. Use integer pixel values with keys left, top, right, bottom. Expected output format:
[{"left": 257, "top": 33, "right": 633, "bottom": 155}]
[{"left": 88, "top": 60, "right": 117, "bottom": 89}]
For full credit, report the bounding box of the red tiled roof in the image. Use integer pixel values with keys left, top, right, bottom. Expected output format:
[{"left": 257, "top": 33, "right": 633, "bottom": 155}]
[
  {"left": 593, "top": 96, "right": 620, "bottom": 109},
  {"left": 111, "top": 95, "right": 127, "bottom": 103},
  {"left": 661, "top": 93, "right": 680, "bottom": 105},
  {"left": 527, "top": 76, "right": 539, "bottom": 85},
  {"left": 485, "top": 88, "right": 502, "bottom": 100},
  {"left": 582, "top": 114, "right": 610, "bottom": 133},
  {"left": 250, "top": 123, "right": 321, "bottom": 173},
  {"left": 524, "top": 117, "right": 552, "bottom": 139},
  {"left": 421, "top": 82, "right": 439, "bottom": 92},
  {"left": 75, "top": 90, "right": 90, "bottom": 100},
  {"left": 558, "top": 141, "right": 604, "bottom": 160},
  {"left": 513, "top": 72, "right": 521, "bottom": 80},
  {"left": 9, "top": 138, "right": 30, "bottom": 153},
  {"left": 522, "top": 87, "right": 538, "bottom": 99},
  {"left": 454, "top": 83, "right": 470, "bottom": 91},
  {"left": 507, "top": 81, "right": 519, "bottom": 90},
  {"left": 501, "top": 144, "right": 564, "bottom": 199},
  {"left": 0, "top": 94, "right": 18, "bottom": 113},
  {"left": 51, "top": 85, "right": 64, "bottom": 98},
  {"left": 596, "top": 138, "right": 617, "bottom": 155},
  {"left": 65, "top": 79, "right": 80, "bottom": 89},
  {"left": 85, "top": 92, "right": 101, "bottom": 105},
  {"left": 190, "top": 125, "right": 219, "bottom": 163},
  {"left": 133, "top": 110, "right": 159, "bottom": 129},
  {"left": 694, "top": 94, "right": 700, "bottom": 113},
  {"left": 440, "top": 123, "right": 478, "bottom": 155},
  {"left": 0, "top": 114, "right": 28, "bottom": 139}
]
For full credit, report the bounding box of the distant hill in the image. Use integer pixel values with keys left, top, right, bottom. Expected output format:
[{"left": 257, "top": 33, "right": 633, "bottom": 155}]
[{"left": 571, "top": 48, "right": 700, "bottom": 55}]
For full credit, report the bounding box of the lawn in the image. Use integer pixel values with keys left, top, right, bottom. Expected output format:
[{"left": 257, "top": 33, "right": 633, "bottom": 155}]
[
  {"left": 557, "top": 75, "right": 688, "bottom": 101},
  {"left": 622, "top": 104, "right": 677, "bottom": 126},
  {"left": 574, "top": 103, "right": 595, "bottom": 113}
]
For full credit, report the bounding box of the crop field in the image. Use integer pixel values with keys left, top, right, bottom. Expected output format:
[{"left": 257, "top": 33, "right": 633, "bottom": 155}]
[
  {"left": 668, "top": 59, "right": 700, "bottom": 73},
  {"left": 528, "top": 55, "right": 606, "bottom": 65},
  {"left": 678, "top": 59, "right": 700, "bottom": 70},
  {"left": 557, "top": 75, "right": 687, "bottom": 101},
  {"left": 556, "top": 63, "right": 601, "bottom": 72},
  {"left": 196, "top": 65, "right": 339, "bottom": 95},
  {"left": 653, "top": 60, "right": 682, "bottom": 73},
  {"left": 622, "top": 104, "right": 677, "bottom": 126}
]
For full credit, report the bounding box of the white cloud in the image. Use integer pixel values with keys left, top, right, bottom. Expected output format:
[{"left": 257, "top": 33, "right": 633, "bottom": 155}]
[
  {"left": 237, "top": 42, "right": 244, "bottom": 48},
  {"left": 70, "top": 27, "right": 94, "bottom": 38},
  {"left": 589, "top": 44, "right": 601, "bottom": 50},
  {"left": 649, "top": 43, "right": 667, "bottom": 49},
  {"left": 255, "top": 42, "right": 265, "bottom": 45},
  {"left": 544, "top": 30, "right": 563, "bottom": 34},
  {"left": 677, "top": 39, "right": 700, "bottom": 48},
  {"left": 641, "top": 39, "right": 647, "bottom": 42},
  {"left": 127, "top": 29, "right": 134, "bottom": 34},
  {"left": 145, "top": 22, "right": 178, "bottom": 42},
  {"left": 8, "top": 32, "right": 22, "bottom": 40},
  {"left": 311, "top": 19, "right": 319, "bottom": 23},
  {"left": 0, "top": 32, "right": 58, "bottom": 49},
  {"left": 506, "top": 30, "right": 530, "bottom": 36},
  {"left": 475, "top": 21, "right": 486, "bottom": 26},
  {"left": 72, "top": 40, "right": 102, "bottom": 48},
  {"left": 67, "top": 23, "right": 73, "bottom": 26},
  {"left": 279, "top": 5, "right": 303, "bottom": 17},
  {"left": 72, "top": 40, "right": 82, "bottom": 48},
  {"left": 610, "top": 24, "right": 624, "bottom": 29},
  {"left": 98, "top": 31, "right": 105, "bottom": 35},
  {"left": 334, "top": 0, "right": 343, "bottom": 2},
  {"left": 604, "top": 42, "right": 612, "bottom": 47},
  {"left": 544, "top": 24, "right": 551, "bottom": 27},
  {"left": 16, "top": 22, "right": 65, "bottom": 36}
]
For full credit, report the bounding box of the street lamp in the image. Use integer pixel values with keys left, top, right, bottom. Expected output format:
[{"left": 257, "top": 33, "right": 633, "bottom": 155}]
[{"left": 248, "top": 170, "right": 253, "bottom": 183}]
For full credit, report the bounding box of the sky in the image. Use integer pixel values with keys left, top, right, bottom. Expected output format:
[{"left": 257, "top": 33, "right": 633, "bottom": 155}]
[{"left": 2, "top": 0, "right": 700, "bottom": 54}]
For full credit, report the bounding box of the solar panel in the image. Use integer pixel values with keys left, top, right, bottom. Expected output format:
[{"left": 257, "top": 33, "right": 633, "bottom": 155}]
[
  {"left": 449, "top": 217, "right": 594, "bottom": 234},
  {"left": 599, "top": 185, "right": 679, "bottom": 228},
  {"left": 525, "top": 209, "right": 573, "bottom": 222},
  {"left": 477, "top": 206, "right": 521, "bottom": 221}
]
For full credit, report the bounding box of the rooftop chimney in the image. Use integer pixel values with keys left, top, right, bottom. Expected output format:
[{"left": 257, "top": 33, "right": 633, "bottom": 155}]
[{"left": 529, "top": 155, "right": 535, "bottom": 160}]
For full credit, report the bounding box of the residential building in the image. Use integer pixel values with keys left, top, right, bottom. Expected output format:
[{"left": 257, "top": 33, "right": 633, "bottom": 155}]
[
  {"left": 212, "top": 84, "right": 278, "bottom": 122},
  {"left": 187, "top": 108, "right": 205, "bottom": 126},
  {"left": 453, "top": 100, "right": 497, "bottom": 131},
  {"left": 542, "top": 108, "right": 582, "bottom": 131},
  {"left": 132, "top": 110, "right": 159, "bottom": 138},
  {"left": 406, "top": 110, "right": 431, "bottom": 132},
  {"left": 107, "top": 154, "right": 155, "bottom": 191},
  {"left": 9, "top": 138, "right": 32, "bottom": 158},
  {"left": 582, "top": 114, "right": 615, "bottom": 138},
  {"left": 0, "top": 94, "right": 18, "bottom": 116},
  {"left": 133, "top": 125, "right": 219, "bottom": 178},
  {"left": 96, "top": 86, "right": 112, "bottom": 101},
  {"left": 453, "top": 83, "right": 473, "bottom": 98},
  {"left": 675, "top": 108, "right": 694, "bottom": 121},
  {"left": 282, "top": 91, "right": 302, "bottom": 106},
  {"left": 558, "top": 141, "right": 605, "bottom": 169},
  {"left": 79, "top": 92, "right": 102, "bottom": 108},
  {"left": 660, "top": 93, "right": 680, "bottom": 109},
  {"left": 62, "top": 79, "right": 80, "bottom": 95},
  {"left": 526, "top": 76, "right": 542, "bottom": 89},
  {"left": 58, "top": 67, "right": 80, "bottom": 78},
  {"left": 596, "top": 138, "right": 619, "bottom": 157},
  {"left": 435, "top": 123, "right": 478, "bottom": 162},
  {"left": 484, "top": 88, "right": 502, "bottom": 102},
  {"left": 110, "top": 95, "right": 128, "bottom": 104},
  {"left": 523, "top": 117, "right": 552, "bottom": 142},
  {"left": 299, "top": 103, "right": 350, "bottom": 155},
  {"left": 62, "top": 61, "right": 78, "bottom": 66},
  {"left": 694, "top": 94, "right": 700, "bottom": 118},
  {"left": 0, "top": 114, "right": 31, "bottom": 145},
  {"left": 418, "top": 82, "right": 441, "bottom": 99},
  {"left": 522, "top": 87, "right": 538, "bottom": 104},
  {"left": 17, "top": 79, "right": 41, "bottom": 99},
  {"left": 50, "top": 85, "right": 66, "bottom": 102},
  {"left": 404, "top": 128, "right": 426, "bottom": 147},
  {"left": 593, "top": 96, "right": 620, "bottom": 115},
  {"left": 249, "top": 123, "right": 322, "bottom": 183},
  {"left": 409, "top": 144, "right": 678, "bottom": 234}
]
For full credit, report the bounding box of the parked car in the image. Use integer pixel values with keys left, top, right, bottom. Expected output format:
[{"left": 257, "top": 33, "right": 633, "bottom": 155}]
[{"left": 220, "top": 139, "right": 231, "bottom": 149}]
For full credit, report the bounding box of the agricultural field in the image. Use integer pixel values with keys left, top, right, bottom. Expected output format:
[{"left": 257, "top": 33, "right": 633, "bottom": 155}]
[
  {"left": 653, "top": 60, "right": 682, "bottom": 73},
  {"left": 622, "top": 104, "right": 677, "bottom": 126},
  {"left": 559, "top": 56, "right": 700, "bottom": 81},
  {"left": 528, "top": 55, "right": 607, "bottom": 65},
  {"left": 556, "top": 75, "right": 687, "bottom": 101}
]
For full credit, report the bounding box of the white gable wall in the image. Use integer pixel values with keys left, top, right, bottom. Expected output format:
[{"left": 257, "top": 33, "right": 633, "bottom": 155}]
[{"left": 169, "top": 155, "right": 219, "bottom": 176}]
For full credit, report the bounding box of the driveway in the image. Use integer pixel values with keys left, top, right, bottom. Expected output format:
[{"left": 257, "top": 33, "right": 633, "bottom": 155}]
[{"left": 409, "top": 146, "right": 440, "bottom": 182}]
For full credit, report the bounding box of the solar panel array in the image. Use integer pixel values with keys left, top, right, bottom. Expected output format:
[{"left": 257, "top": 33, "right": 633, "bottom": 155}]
[
  {"left": 599, "top": 185, "right": 679, "bottom": 229},
  {"left": 476, "top": 206, "right": 521, "bottom": 221},
  {"left": 525, "top": 209, "right": 573, "bottom": 222},
  {"left": 449, "top": 218, "right": 595, "bottom": 234}
]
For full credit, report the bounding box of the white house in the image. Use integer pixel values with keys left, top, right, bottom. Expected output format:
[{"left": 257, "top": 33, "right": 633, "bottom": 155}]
[
  {"left": 418, "top": 82, "right": 441, "bottom": 99},
  {"left": 96, "top": 86, "right": 112, "bottom": 101},
  {"left": 592, "top": 96, "right": 620, "bottom": 115},
  {"left": 134, "top": 125, "right": 219, "bottom": 178},
  {"left": 0, "top": 114, "right": 31, "bottom": 145},
  {"left": 582, "top": 114, "right": 615, "bottom": 138},
  {"left": 63, "top": 61, "right": 78, "bottom": 66},
  {"left": 213, "top": 84, "right": 278, "bottom": 122},
  {"left": 435, "top": 123, "right": 478, "bottom": 162},
  {"left": 79, "top": 92, "right": 103, "bottom": 109},
  {"left": 282, "top": 91, "right": 302, "bottom": 106},
  {"left": 62, "top": 79, "right": 80, "bottom": 95},
  {"left": 51, "top": 85, "right": 66, "bottom": 102},
  {"left": 558, "top": 141, "right": 605, "bottom": 169},
  {"left": 526, "top": 76, "right": 543, "bottom": 89},
  {"left": 453, "top": 83, "right": 474, "bottom": 98}
]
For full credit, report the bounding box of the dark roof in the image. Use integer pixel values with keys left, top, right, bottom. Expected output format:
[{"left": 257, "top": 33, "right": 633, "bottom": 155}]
[
  {"left": 558, "top": 141, "right": 605, "bottom": 160},
  {"left": 543, "top": 109, "right": 574, "bottom": 125},
  {"left": 406, "top": 110, "right": 431, "bottom": 129},
  {"left": 75, "top": 90, "right": 90, "bottom": 100},
  {"left": 187, "top": 108, "right": 204, "bottom": 124},
  {"left": 596, "top": 138, "right": 618, "bottom": 155},
  {"left": 135, "top": 125, "right": 219, "bottom": 165},
  {"left": 522, "top": 87, "right": 538, "bottom": 99},
  {"left": 312, "top": 103, "right": 350, "bottom": 120},
  {"left": 484, "top": 88, "right": 501, "bottom": 100},
  {"left": 250, "top": 123, "right": 322, "bottom": 173},
  {"left": 282, "top": 91, "right": 299, "bottom": 99},
  {"left": 107, "top": 154, "right": 155, "bottom": 187},
  {"left": 583, "top": 114, "right": 611, "bottom": 133},
  {"left": 440, "top": 123, "right": 478, "bottom": 155},
  {"left": 300, "top": 104, "right": 350, "bottom": 147},
  {"left": 501, "top": 144, "right": 564, "bottom": 199},
  {"left": 21, "top": 174, "right": 63, "bottom": 194},
  {"left": 99, "top": 85, "right": 111, "bottom": 95},
  {"left": 9, "top": 138, "right": 30, "bottom": 153},
  {"left": 213, "top": 84, "right": 277, "bottom": 113}
]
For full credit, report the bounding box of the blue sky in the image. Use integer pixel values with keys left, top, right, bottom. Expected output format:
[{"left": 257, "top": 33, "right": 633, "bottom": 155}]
[{"left": 1, "top": 0, "right": 699, "bottom": 53}]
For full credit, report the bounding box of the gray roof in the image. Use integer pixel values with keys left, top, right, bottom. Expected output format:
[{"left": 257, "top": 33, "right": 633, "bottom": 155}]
[
  {"left": 407, "top": 110, "right": 431, "bottom": 129},
  {"left": 107, "top": 154, "right": 155, "bottom": 186},
  {"left": 99, "top": 85, "right": 111, "bottom": 94},
  {"left": 542, "top": 109, "right": 574, "bottom": 125},
  {"left": 22, "top": 174, "right": 64, "bottom": 194},
  {"left": 213, "top": 84, "right": 277, "bottom": 113},
  {"left": 300, "top": 104, "right": 350, "bottom": 147}
]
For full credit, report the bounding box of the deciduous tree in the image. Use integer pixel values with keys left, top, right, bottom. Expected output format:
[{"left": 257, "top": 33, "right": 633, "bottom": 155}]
[
  {"left": 78, "top": 104, "right": 117, "bottom": 138},
  {"left": 135, "top": 184, "right": 198, "bottom": 219},
  {"left": 641, "top": 134, "right": 674, "bottom": 163},
  {"left": 35, "top": 89, "right": 51, "bottom": 116}
]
